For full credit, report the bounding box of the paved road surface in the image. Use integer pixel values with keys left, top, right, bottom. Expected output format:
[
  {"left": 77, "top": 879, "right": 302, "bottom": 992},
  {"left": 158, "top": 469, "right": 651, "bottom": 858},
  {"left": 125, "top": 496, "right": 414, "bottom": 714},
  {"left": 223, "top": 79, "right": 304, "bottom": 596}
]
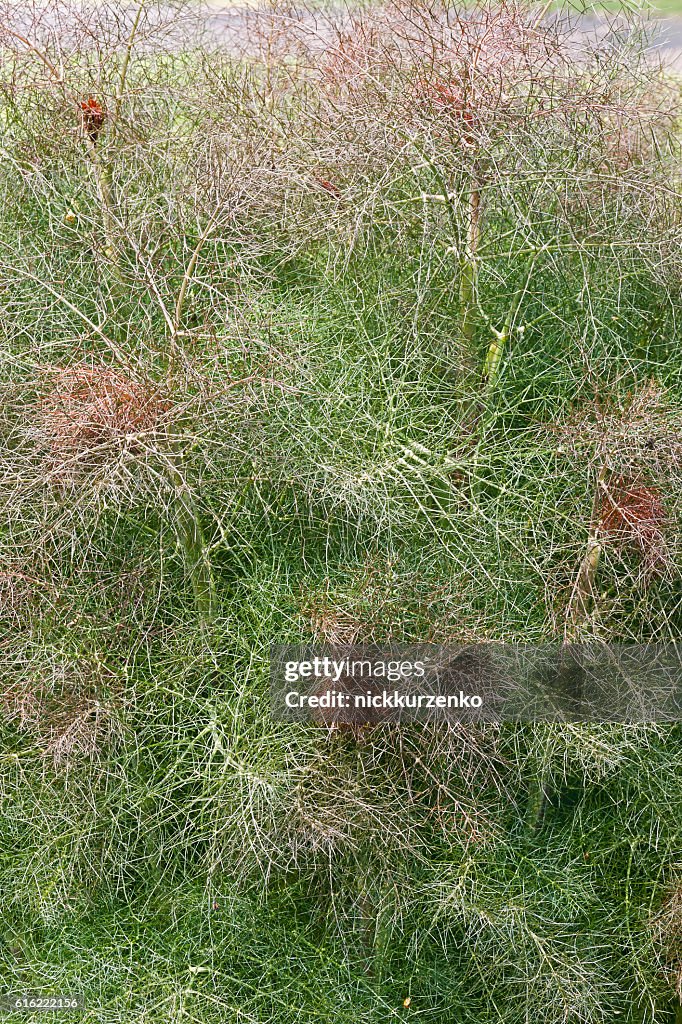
[
  {"left": 6, "top": 3, "right": 682, "bottom": 70},
  {"left": 206, "top": 5, "right": 682, "bottom": 69}
]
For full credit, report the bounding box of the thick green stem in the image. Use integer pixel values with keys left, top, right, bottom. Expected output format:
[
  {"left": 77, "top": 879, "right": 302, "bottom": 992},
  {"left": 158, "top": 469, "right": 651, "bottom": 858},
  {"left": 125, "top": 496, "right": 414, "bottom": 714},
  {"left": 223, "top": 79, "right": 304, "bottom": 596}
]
[
  {"left": 482, "top": 250, "right": 542, "bottom": 388},
  {"left": 482, "top": 327, "right": 507, "bottom": 384},
  {"left": 165, "top": 458, "right": 216, "bottom": 624},
  {"left": 525, "top": 766, "right": 550, "bottom": 833}
]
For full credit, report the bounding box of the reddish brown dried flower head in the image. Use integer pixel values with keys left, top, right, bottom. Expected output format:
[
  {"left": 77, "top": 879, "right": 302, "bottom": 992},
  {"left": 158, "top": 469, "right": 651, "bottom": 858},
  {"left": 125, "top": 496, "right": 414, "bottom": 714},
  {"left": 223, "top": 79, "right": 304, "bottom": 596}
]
[
  {"left": 38, "top": 363, "right": 168, "bottom": 477},
  {"left": 599, "top": 476, "right": 668, "bottom": 568},
  {"left": 79, "top": 96, "right": 106, "bottom": 144},
  {"left": 418, "top": 80, "right": 477, "bottom": 142},
  {"left": 313, "top": 175, "right": 341, "bottom": 198}
]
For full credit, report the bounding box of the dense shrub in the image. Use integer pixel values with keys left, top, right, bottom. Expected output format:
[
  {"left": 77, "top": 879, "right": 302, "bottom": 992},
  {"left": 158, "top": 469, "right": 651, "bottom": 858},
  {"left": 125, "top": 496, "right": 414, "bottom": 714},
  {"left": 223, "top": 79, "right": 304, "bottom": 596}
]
[{"left": 0, "top": 1, "right": 681, "bottom": 1021}]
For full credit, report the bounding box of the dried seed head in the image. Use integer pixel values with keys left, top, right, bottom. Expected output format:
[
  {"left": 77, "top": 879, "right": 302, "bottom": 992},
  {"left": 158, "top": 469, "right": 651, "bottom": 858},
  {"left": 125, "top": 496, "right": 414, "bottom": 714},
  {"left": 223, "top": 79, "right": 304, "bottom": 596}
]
[
  {"left": 303, "top": 590, "right": 362, "bottom": 645},
  {"left": 313, "top": 175, "right": 342, "bottom": 198},
  {"left": 599, "top": 476, "right": 669, "bottom": 571},
  {"left": 416, "top": 80, "right": 478, "bottom": 143},
  {"left": 558, "top": 383, "right": 682, "bottom": 477},
  {"left": 79, "top": 96, "right": 106, "bottom": 144},
  {"left": 36, "top": 363, "right": 169, "bottom": 480},
  {"left": 1, "top": 658, "right": 122, "bottom": 766},
  {"left": 310, "top": 673, "right": 385, "bottom": 738}
]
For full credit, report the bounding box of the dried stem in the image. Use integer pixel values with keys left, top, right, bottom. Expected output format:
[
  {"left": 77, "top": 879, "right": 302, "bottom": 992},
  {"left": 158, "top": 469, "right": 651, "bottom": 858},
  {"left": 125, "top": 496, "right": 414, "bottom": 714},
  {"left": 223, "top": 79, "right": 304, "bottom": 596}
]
[
  {"left": 459, "top": 181, "right": 481, "bottom": 356},
  {"left": 566, "top": 465, "right": 609, "bottom": 637},
  {"left": 84, "top": 139, "right": 121, "bottom": 273}
]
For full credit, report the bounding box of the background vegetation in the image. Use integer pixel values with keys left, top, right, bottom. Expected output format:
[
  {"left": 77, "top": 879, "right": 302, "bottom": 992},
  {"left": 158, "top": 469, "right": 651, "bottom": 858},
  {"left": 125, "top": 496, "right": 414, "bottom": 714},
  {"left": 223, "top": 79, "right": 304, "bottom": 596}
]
[{"left": 0, "top": 0, "right": 682, "bottom": 1020}]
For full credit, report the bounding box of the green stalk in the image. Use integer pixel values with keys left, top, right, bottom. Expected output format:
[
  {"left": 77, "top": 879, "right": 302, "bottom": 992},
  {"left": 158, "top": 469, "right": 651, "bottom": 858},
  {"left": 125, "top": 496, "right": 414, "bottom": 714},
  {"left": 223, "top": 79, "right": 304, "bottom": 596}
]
[
  {"left": 525, "top": 765, "right": 550, "bottom": 832},
  {"left": 459, "top": 184, "right": 481, "bottom": 354},
  {"left": 165, "top": 453, "right": 216, "bottom": 624},
  {"left": 482, "top": 249, "right": 542, "bottom": 388},
  {"left": 482, "top": 325, "right": 507, "bottom": 383}
]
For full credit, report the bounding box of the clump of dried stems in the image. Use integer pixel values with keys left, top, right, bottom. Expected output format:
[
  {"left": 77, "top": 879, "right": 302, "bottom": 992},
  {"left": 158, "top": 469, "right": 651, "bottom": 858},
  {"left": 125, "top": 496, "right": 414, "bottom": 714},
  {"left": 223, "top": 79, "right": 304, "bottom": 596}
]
[{"left": 35, "top": 362, "right": 169, "bottom": 480}]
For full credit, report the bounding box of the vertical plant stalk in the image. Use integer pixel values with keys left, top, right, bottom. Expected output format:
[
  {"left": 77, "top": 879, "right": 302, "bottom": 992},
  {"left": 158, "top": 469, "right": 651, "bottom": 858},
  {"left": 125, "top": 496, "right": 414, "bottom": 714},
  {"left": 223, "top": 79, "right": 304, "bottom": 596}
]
[
  {"left": 482, "top": 249, "right": 542, "bottom": 387},
  {"left": 482, "top": 322, "right": 506, "bottom": 384},
  {"left": 160, "top": 203, "right": 223, "bottom": 624},
  {"left": 459, "top": 181, "right": 481, "bottom": 355},
  {"left": 113, "top": 1, "right": 145, "bottom": 129},
  {"left": 165, "top": 451, "right": 217, "bottom": 624},
  {"left": 566, "top": 465, "right": 608, "bottom": 637},
  {"left": 84, "top": 139, "right": 120, "bottom": 271},
  {"left": 171, "top": 204, "right": 222, "bottom": 360},
  {"left": 86, "top": 1, "right": 146, "bottom": 276},
  {"left": 525, "top": 762, "right": 550, "bottom": 832}
]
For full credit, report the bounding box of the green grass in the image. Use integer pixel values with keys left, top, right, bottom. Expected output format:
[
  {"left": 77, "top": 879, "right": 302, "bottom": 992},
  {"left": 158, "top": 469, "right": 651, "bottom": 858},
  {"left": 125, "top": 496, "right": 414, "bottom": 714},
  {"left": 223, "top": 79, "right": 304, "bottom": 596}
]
[{"left": 650, "top": 0, "right": 682, "bottom": 13}]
